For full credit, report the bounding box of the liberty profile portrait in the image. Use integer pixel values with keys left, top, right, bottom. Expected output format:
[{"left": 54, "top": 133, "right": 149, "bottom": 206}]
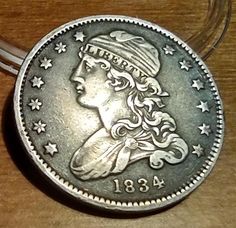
[{"left": 69, "top": 30, "right": 189, "bottom": 181}]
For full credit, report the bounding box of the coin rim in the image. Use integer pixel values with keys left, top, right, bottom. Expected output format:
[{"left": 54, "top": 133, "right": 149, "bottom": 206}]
[{"left": 13, "top": 15, "right": 225, "bottom": 212}]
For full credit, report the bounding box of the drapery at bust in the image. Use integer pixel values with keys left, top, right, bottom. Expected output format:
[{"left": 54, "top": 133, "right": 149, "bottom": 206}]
[{"left": 69, "top": 30, "right": 189, "bottom": 181}]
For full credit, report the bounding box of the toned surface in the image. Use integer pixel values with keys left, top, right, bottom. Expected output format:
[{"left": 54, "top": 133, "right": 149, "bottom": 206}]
[{"left": 0, "top": 0, "right": 235, "bottom": 227}]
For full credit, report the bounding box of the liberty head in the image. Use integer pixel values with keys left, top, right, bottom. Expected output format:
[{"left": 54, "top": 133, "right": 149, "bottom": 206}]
[{"left": 70, "top": 30, "right": 188, "bottom": 180}]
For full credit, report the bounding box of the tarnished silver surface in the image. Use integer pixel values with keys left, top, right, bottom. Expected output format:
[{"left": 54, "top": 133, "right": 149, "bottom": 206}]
[{"left": 14, "top": 15, "right": 224, "bottom": 212}]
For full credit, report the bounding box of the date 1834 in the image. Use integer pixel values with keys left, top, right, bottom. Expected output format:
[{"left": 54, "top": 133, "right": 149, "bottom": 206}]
[{"left": 113, "top": 176, "right": 165, "bottom": 194}]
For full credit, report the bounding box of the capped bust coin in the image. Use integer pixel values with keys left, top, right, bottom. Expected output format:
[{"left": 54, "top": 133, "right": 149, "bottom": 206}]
[{"left": 14, "top": 15, "right": 224, "bottom": 212}]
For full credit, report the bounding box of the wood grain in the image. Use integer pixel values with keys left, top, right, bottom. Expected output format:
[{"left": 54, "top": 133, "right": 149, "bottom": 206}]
[{"left": 0, "top": 1, "right": 235, "bottom": 227}]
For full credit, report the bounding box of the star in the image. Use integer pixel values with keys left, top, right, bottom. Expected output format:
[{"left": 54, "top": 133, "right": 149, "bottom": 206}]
[
  {"left": 40, "top": 57, "right": 52, "bottom": 70},
  {"left": 197, "top": 101, "right": 210, "bottom": 113},
  {"left": 28, "top": 98, "right": 42, "bottom": 111},
  {"left": 44, "top": 142, "right": 58, "bottom": 157},
  {"left": 74, "top": 31, "right": 86, "bottom": 42},
  {"left": 198, "top": 123, "right": 211, "bottom": 136},
  {"left": 55, "top": 42, "right": 67, "bottom": 54},
  {"left": 163, "top": 45, "right": 176, "bottom": 55},
  {"left": 33, "top": 120, "right": 47, "bottom": 134},
  {"left": 179, "top": 59, "right": 192, "bottom": 71},
  {"left": 192, "top": 144, "right": 204, "bottom": 157},
  {"left": 192, "top": 79, "right": 204, "bottom": 91},
  {"left": 30, "top": 76, "right": 44, "bottom": 89}
]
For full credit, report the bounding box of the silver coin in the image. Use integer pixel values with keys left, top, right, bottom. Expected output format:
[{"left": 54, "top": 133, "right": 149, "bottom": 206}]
[{"left": 14, "top": 15, "right": 224, "bottom": 212}]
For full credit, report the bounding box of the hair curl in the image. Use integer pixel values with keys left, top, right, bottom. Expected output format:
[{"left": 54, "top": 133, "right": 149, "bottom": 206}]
[{"left": 88, "top": 57, "right": 188, "bottom": 169}]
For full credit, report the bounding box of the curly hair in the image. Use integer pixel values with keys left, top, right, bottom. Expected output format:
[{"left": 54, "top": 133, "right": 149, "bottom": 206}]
[{"left": 88, "top": 56, "right": 189, "bottom": 169}]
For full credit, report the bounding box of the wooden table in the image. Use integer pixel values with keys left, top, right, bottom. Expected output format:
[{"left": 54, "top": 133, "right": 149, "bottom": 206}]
[{"left": 0, "top": 1, "right": 235, "bottom": 227}]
